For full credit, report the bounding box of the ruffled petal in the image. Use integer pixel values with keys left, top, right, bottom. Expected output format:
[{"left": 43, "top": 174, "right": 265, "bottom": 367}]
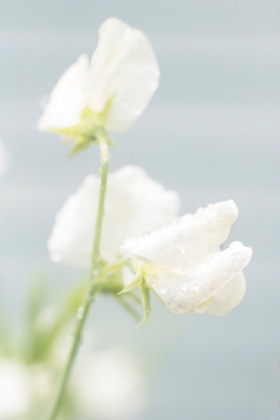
[
  {"left": 38, "top": 55, "right": 89, "bottom": 131},
  {"left": 89, "top": 18, "right": 160, "bottom": 132},
  {"left": 145, "top": 243, "right": 252, "bottom": 314},
  {"left": 120, "top": 200, "right": 238, "bottom": 271},
  {"left": 102, "top": 166, "right": 180, "bottom": 260},
  {"left": 48, "top": 166, "right": 180, "bottom": 267}
]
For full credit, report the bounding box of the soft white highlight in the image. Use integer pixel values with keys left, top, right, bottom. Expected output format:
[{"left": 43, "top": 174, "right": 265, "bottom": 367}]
[
  {"left": 74, "top": 348, "right": 147, "bottom": 420},
  {"left": 0, "top": 360, "right": 31, "bottom": 419}
]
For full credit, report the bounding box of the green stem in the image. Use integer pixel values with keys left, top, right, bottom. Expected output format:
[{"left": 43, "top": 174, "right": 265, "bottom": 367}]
[{"left": 48, "top": 133, "right": 109, "bottom": 420}]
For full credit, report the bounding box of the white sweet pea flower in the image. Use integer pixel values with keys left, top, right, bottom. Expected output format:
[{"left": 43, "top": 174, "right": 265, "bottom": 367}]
[
  {"left": 48, "top": 166, "right": 180, "bottom": 267},
  {"left": 120, "top": 200, "right": 253, "bottom": 316},
  {"left": 74, "top": 347, "right": 147, "bottom": 420},
  {"left": 0, "top": 360, "right": 31, "bottom": 419},
  {"left": 38, "top": 18, "right": 159, "bottom": 138}
]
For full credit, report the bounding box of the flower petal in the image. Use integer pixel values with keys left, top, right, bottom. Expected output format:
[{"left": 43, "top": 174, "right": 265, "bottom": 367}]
[
  {"left": 48, "top": 166, "right": 180, "bottom": 267},
  {"left": 205, "top": 272, "right": 246, "bottom": 316},
  {"left": 102, "top": 166, "right": 180, "bottom": 260},
  {"left": 38, "top": 54, "right": 89, "bottom": 131},
  {"left": 145, "top": 243, "right": 252, "bottom": 314},
  {"left": 48, "top": 174, "right": 99, "bottom": 267},
  {"left": 89, "top": 18, "right": 160, "bottom": 132},
  {"left": 120, "top": 200, "right": 238, "bottom": 271}
]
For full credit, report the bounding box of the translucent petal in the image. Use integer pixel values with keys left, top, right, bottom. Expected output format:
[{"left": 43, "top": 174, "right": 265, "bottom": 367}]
[
  {"left": 48, "top": 174, "right": 99, "bottom": 267},
  {"left": 206, "top": 272, "right": 246, "bottom": 316},
  {"left": 48, "top": 166, "right": 180, "bottom": 267},
  {"left": 120, "top": 200, "right": 238, "bottom": 271},
  {"left": 145, "top": 243, "right": 252, "bottom": 314},
  {"left": 89, "top": 18, "right": 160, "bottom": 132},
  {"left": 38, "top": 54, "right": 89, "bottom": 130}
]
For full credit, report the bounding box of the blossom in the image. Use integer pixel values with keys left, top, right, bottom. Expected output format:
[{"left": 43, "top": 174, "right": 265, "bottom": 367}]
[
  {"left": 48, "top": 166, "right": 180, "bottom": 267},
  {"left": 120, "top": 200, "right": 253, "bottom": 316},
  {"left": 38, "top": 18, "right": 159, "bottom": 138},
  {"left": 0, "top": 360, "right": 31, "bottom": 419},
  {"left": 74, "top": 347, "right": 147, "bottom": 420}
]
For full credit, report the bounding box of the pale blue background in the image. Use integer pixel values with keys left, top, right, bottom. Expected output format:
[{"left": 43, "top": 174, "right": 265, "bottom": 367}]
[{"left": 0, "top": 1, "right": 280, "bottom": 419}]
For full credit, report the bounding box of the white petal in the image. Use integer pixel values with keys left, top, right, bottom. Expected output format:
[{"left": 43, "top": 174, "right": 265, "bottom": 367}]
[
  {"left": 146, "top": 243, "right": 252, "bottom": 314},
  {"left": 48, "top": 166, "right": 180, "bottom": 267},
  {"left": 89, "top": 18, "right": 160, "bottom": 132},
  {"left": 38, "top": 54, "right": 89, "bottom": 131},
  {"left": 0, "top": 361, "right": 31, "bottom": 418},
  {"left": 48, "top": 174, "right": 99, "bottom": 267},
  {"left": 75, "top": 348, "right": 146, "bottom": 420},
  {"left": 102, "top": 166, "right": 180, "bottom": 260},
  {"left": 120, "top": 200, "right": 238, "bottom": 271},
  {"left": 206, "top": 272, "right": 246, "bottom": 316}
]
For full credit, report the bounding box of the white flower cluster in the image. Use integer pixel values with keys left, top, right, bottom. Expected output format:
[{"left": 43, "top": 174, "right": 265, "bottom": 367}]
[
  {"left": 49, "top": 169, "right": 252, "bottom": 315},
  {"left": 41, "top": 18, "right": 252, "bottom": 317}
]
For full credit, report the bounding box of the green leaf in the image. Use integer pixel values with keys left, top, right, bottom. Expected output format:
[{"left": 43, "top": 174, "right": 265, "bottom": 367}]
[{"left": 138, "top": 283, "right": 151, "bottom": 327}]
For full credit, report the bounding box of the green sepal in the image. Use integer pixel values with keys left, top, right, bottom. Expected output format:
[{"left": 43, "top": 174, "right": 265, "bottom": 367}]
[
  {"left": 68, "top": 138, "right": 94, "bottom": 157},
  {"left": 138, "top": 282, "right": 151, "bottom": 327},
  {"left": 50, "top": 101, "right": 114, "bottom": 157},
  {"left": 117, "top": 273, "right": 142, "bottom": 295}
]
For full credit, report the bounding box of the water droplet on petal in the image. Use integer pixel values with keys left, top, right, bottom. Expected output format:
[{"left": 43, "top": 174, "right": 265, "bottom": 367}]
[
  {"left": 159, "top": 286, "right": 168, "bottom": 295},
  {"left": 229, "top": 241, "right": 243, "bottom": 255},
  {"left": 169, "top": 299, "right": 176, "bottom": 308},
  {"left": 142, "top": 231, "right": 150, "bottom": 236},
  {"left": 178, "top": 300, "right": 187, "bottom": 311},
  {"left": 174, "top": 235, "right": 187, "bottom": 254}
]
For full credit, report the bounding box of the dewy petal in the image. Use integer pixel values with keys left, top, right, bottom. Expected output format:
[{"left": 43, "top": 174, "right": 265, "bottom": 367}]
[
  {"left": 120, "top": 200, "right": 238, "bottom": 271},
  {"left": 38, "top": 54, "right": 89, "bottom": 131},
  {"left": 145, "top": 243, "right": 252, "bottom": 314},
  {"left": 88, "top": 18, "right": 160, "bottom": 132},
  {"left": 101, "top": 166, "right": 180, "bottom": 260},
  {"left": 48, "top": 166, "right": 180, "bottom": 267},
  {"left": 206, "top": 272, "right": 246, "bottom": 316}
]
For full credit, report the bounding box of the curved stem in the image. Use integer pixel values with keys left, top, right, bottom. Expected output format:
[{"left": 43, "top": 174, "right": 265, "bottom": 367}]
[{"left": 48, "top": 134, "right": 109, "bottom": 420}]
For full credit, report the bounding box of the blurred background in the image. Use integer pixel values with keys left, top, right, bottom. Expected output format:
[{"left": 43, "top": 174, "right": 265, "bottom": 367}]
[{"left": 0, "top": 0, "right": 280, "bottom": 419}]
